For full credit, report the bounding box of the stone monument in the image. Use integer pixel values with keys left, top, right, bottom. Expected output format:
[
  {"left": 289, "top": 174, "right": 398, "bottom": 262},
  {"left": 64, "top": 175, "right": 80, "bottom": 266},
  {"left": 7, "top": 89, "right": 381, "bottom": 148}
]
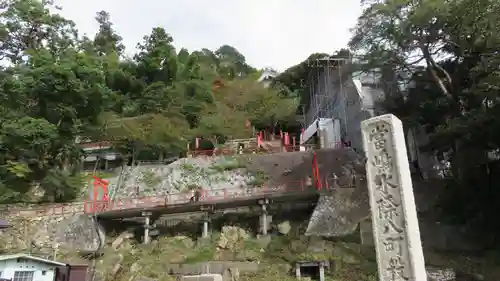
[{"left": 361, "top": 114, "right": 427, "bottom": 281}]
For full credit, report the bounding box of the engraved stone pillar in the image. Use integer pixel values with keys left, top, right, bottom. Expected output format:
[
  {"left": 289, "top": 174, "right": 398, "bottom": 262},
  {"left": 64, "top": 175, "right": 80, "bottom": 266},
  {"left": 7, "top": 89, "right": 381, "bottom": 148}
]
[{"left": 361, "top": 114, "right": 426, "bottom": 281}]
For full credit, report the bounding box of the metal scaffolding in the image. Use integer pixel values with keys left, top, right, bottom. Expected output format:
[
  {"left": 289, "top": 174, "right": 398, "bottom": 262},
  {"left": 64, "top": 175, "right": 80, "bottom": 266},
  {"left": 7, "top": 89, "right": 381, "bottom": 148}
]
[{"left": 304, "top": 56, "right": 351, "bottom": 136}]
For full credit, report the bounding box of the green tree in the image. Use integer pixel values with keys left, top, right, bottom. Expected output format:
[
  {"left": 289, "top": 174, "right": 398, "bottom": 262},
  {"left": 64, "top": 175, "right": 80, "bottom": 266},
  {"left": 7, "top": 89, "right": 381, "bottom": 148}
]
[
  {"left": 350, "top": 0, "right": 500, "bottom": 237},
  {"left": 93, "top": 10, "right": 125, "bottom": 56},
  {"left": 0, "top": 0, "right": 300, "bottom": 204}
]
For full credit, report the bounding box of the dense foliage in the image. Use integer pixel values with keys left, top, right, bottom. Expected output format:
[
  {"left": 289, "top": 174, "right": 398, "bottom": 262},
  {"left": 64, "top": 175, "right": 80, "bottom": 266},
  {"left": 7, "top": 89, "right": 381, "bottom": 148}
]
[
  {"left": 349, "top": 0, "right": 500, "bottom": 238},
  {"left": 0, "top": 0, "right": 297, "bottom": 203},
  {"left": 273, "top": 0, "right": 500, "bottom": 240}
]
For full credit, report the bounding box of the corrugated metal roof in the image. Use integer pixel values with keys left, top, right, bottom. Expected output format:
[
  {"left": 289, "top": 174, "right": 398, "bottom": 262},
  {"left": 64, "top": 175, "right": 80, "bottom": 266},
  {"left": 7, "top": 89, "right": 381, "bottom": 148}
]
[{"left": 0, "top": 253, "right": 67, "bottom": 266}]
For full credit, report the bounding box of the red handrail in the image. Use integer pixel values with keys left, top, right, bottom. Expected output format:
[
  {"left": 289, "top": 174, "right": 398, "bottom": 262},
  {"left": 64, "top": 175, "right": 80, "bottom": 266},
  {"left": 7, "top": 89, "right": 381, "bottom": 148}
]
[
  {"left": 188, "top": 142, "right": 346, "bottom": 157},
  {"left": 3, "top": 175, "right": 357, "bottom": 217}
]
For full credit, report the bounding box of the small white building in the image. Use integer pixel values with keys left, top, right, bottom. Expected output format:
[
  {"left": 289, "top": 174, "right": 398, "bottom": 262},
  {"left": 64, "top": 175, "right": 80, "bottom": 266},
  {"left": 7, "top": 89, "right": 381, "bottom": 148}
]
[
  {"left": 0, "top": 254, "right": 66, "bottom": 281},
  {"left": 257, "top": 68, "right": 278, "bottom": 88}
]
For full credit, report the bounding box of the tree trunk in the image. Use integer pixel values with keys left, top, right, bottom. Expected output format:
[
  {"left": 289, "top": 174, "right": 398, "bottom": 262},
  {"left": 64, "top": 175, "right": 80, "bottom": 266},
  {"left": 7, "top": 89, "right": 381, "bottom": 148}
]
[{"left": 421, "top": 44, "right": 465, "bottom": 180}]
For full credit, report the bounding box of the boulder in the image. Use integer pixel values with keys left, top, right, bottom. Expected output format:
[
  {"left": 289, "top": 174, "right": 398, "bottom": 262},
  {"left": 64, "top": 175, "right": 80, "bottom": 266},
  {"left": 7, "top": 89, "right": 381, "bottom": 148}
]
[
  {"left": 277, "top": 221, "right": 291, "bottom": 235},
  {"left": 305, "top": 149, "right": 369, "bottom": 237},
  {"left": 112, "top": 231, "right": 133, "bottom": 250},
  {"left": 217, "top": 226, "right": 249, "bottom": 250},
  {"left": 54, "top": 215, "right": 105, "bottom": 253}
]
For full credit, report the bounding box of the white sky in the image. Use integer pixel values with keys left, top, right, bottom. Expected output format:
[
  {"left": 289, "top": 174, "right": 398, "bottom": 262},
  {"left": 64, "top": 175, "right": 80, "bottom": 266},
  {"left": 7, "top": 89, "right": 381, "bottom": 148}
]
[{"left": 54, "top": 0, "right": 363, "bottom": 72}]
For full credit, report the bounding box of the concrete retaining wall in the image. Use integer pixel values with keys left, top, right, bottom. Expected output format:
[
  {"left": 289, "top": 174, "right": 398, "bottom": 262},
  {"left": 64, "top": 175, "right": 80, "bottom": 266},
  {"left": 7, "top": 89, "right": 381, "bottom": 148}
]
[
  {"left": 181, "top": 274, "right": 223, "bottom": 281},
  {"left": 165, "top": 262, "right": 259, "bottom": 275}
]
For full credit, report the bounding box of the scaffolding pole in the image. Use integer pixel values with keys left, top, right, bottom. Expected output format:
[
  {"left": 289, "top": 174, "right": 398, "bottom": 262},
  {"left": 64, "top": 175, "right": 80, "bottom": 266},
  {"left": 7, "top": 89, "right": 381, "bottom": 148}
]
[{"left": 305, "top": 57, "right": 350, "bottom": 138}]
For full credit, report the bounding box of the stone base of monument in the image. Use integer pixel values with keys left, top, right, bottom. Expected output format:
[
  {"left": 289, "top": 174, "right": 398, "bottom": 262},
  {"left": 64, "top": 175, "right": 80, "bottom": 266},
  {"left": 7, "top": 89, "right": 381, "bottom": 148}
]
[{"left": 426, "top": 267, "right": 456, "bottom": 281}]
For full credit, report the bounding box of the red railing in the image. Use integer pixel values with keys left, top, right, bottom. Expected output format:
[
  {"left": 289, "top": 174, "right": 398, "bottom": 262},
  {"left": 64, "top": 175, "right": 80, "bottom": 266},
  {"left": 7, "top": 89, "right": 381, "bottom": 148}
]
[
  {"left": 1, "top": 176, "right": 356, "bottom": 217},
  {"left": 85, "top": 175, "right": 357, "bottom": 214}
]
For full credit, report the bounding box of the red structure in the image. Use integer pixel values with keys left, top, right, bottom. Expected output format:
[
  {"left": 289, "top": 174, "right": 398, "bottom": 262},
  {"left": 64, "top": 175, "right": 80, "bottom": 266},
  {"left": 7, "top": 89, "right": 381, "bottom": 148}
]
[
  {"left": 92, "top": 176, "right": 109, "bottom": 213},
  {"left": 312, "top": 152, "right": 322, "bottom": 190}
]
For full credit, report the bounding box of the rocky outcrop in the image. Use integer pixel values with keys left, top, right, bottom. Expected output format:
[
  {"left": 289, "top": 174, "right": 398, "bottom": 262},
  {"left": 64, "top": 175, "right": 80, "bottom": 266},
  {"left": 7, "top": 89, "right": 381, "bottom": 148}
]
[
  {"left": 1, "top": 207, "right": 104, "bottom": 254},
  {"left": 108, "top": 149, "right": 367, "bottom": 200},
  {"left": 277, "top": 221, "right": 291, "bottom": 235},
  {"left": 54, "top": 215, "right": 105, "bottom": 253},
  {"left": 108, "top": 157, "right": 255, "bottom": 199},
  {"left": 217, "top": 226, "right": 249, "bottom": 250},
  {"left": 305, "top": 148, "right": 369, "bottom": 237}
]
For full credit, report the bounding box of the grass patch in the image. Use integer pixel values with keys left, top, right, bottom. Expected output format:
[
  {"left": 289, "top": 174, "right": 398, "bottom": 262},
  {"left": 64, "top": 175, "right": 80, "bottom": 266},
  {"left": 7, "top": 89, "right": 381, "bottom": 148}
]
[
  {"left": 180, "top": 163, "right": 197, "bottom": 173},
  {"left": 141, "top": 170, "right": 162, "bottom": 188},
  {"left": 239, "top": 264, "right": 298, "bottom": 281},
  {"left": 184, "top": 245, "right": 216, "bottom": 263},
  {"left": 211, "top": 157, "right": 247, "bottom": 172},
  {"left": 247, "top": 170, "right": 269, "bottom": 187},
  {"left": 182, "top": 184, "right": 202, "bottom": 192}
]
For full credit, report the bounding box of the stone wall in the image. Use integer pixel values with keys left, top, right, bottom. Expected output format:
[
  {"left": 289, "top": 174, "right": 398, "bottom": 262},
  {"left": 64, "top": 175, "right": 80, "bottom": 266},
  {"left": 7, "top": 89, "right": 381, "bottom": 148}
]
[
  {"left": 0, "top": 201, "right": 85, "bottom": 217},
  {"left": 181, "top": 274, "right": 223, "bottom": 281},
  {"left": 107, "top": 156, "right": 256, "bottom": 199},
  {"left": 0, "top": 149, "right": 457, "bottom": 255},
  {"left": 1, "top": 204, "right": 103, "bottom": 254},
  {"left": 164, "top": 262, "right": 259, "bottom": 275}
]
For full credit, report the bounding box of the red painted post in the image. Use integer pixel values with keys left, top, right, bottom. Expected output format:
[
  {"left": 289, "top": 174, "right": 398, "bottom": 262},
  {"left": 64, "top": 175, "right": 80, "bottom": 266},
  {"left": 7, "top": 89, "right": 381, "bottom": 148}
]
[{"left": 92, "top": 176, "right": 108, "bottom": 214}]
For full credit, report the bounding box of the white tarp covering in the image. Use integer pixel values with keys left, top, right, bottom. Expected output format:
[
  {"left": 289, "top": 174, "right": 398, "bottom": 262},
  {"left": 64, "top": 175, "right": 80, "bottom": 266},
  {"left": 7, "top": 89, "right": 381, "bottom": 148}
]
[
  {"left": 301, "top": 119, "right": 319, "bottom": 144},
  {"left": 301, "top": 118, "right": 341, "bottom": 147}
]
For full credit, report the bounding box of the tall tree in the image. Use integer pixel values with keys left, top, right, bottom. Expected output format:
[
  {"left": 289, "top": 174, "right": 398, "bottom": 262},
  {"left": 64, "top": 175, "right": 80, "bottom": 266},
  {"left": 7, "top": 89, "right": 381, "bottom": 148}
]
[
  {"left": 350, "top": 0, "right": 500, "bottom": 237},
  {"left": 93, "top": 10, "right": 124, "bottom": 56},
  {"left": 350, "top": 0, "right": 500, "bottom": 174},
  {"left": 0, "top": 0, "right": 300, "bottom": 204},
  {"left": 134, "top": 27, "right": 177, "bottom": 85},
  {"left": 0, "top": 0, "right": 78, "bottom": 63}
]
